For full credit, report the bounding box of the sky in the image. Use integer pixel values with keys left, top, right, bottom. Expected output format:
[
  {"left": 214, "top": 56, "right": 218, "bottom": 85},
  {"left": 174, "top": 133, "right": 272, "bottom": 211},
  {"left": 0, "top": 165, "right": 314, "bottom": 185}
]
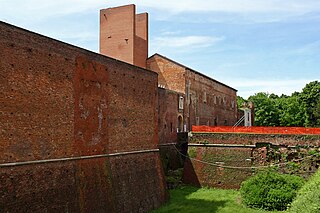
[{"left": 0, "top": 0, "right": 319, "bottom": 98}]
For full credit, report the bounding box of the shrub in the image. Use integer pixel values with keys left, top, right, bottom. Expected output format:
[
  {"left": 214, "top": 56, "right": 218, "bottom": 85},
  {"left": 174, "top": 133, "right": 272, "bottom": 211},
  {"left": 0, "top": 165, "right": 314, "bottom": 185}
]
[
  {"left": 289, "top": 169, "right": 320, "bottom": 213},
  {"left": 240, "top": 171, "right": 304, "bottom": 211}
]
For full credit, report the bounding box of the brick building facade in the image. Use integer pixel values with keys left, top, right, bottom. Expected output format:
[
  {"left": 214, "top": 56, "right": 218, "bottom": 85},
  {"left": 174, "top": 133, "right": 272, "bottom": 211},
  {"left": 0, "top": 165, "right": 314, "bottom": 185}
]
[
  {"left": 147, "top": 54, "right": 238, "bottom": 134},
  {"left": 101, "top": 5, "right": 238, "bottom": 146}
]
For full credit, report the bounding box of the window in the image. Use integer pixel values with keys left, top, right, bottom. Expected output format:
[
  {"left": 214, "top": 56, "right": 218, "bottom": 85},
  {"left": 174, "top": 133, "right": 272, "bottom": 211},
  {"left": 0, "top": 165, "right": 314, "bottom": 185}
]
[
  {"left": 203, "top": 92, "right": 207, "bottom": 103},
  {"left": 179, "top": 96, "right": 184, "bottom": 110},
  {"left": 214, "top": 117, "right": 218, "bottom": 126}
]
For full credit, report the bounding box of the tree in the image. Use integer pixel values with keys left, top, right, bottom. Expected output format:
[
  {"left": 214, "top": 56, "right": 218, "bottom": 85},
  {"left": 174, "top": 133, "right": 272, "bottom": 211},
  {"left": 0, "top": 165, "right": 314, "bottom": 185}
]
[
  {"left": 299, "top": 81, "right": 320, "bottom": 127},
  {"left": 248, "top": 92, "right": 280, "bottom": 126},
  {"left": 277, "top": 96, "right": 307, "bottom": 127},
  {"left": 237, "top": 81, "right": 319, "bottom": 127}
]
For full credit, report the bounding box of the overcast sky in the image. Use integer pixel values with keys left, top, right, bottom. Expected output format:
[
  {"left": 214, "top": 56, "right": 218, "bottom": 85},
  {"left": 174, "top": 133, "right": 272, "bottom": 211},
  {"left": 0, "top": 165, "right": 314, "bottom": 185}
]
[{"left": 1, "top": 0, "right": 319, "bottom": 98}]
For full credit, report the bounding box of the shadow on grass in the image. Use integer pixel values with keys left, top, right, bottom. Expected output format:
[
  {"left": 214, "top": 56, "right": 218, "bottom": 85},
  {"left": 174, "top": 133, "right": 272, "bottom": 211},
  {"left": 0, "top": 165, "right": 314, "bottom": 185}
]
[{"left": 152, "top": 186, "right": 226, "bottom": 213}]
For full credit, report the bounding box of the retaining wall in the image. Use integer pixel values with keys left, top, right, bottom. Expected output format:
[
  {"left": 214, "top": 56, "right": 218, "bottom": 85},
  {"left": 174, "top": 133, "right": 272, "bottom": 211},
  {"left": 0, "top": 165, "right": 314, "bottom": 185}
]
[{"left": 183, "top": 126, "right": 320, "bottom": 189}]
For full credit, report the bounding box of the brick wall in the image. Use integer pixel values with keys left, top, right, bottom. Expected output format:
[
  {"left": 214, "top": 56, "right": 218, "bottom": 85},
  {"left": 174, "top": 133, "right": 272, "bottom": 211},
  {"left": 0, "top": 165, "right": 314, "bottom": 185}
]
[
  {"left": 158, "top": 88, "right": 185, "bottom": 173},
  {"left": 147, "top": 55, "right": 186, "bottom": 94},
  {"left": 0, "top": 21, "right": 167, "bottom": 212},
  {"left": 100, "top": 5, "right": 148, "bottom": 68},
  {"left": 100, "top": 5, "right": 135, "bottom": 65},
  {"left": 183, "top": 146, "right": 252, "bottom": 189},
  {"left": 157, "top": 88, "right": 183, "bottom": 145},
  {"left": 183, "top": 132, "right": 320, "bottom": 188},
  {"left": 186, "top": 70, "right": 237, "bottom": 128},
  {"left": 147, "top": 54, "right": 238, "bottom": 133},
  {"left": 134, "top": 13, "right": 148, "bottom": 68}
]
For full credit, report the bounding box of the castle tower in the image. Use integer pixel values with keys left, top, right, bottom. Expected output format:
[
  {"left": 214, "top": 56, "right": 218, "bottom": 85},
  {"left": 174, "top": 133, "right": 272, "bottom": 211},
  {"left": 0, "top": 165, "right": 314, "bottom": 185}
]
[{"left": 100, "top": 4, "right": 148, "bottom": 68}]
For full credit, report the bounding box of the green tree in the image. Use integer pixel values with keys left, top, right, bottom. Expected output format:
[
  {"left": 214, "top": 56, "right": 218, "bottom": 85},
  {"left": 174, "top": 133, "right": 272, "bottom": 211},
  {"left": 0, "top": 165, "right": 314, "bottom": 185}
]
[
  {"left": 248, "top": 92, "right": 280, "bottom": 126},
  {"left": 238, "top": 81, "right": 319, "bottom": 127},
  {"left": 299, "top": 81, "right": 320, "bottom": 127},
  {"left": 277, "top": 95, "right": 307, "bottom": 127}
]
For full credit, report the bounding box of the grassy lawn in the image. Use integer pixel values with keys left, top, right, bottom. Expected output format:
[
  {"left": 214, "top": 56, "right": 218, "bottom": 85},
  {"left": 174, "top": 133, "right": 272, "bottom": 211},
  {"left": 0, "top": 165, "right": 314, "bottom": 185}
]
[{"left": 152, "top": 186, "right": 283, "bottom": 213}]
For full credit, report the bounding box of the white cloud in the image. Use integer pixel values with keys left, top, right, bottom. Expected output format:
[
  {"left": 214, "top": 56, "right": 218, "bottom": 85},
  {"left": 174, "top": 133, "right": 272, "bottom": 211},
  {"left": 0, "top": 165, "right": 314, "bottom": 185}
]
[
  {"left": 106, "top": 0, "right": 320, "bottom": 14},
  {"left": 2, "top": 0, "right": 320, "bottom": 23},
  {"left": 151, "top": 35, "right": 224, "bottom": 52},
  {"left": 108, "top": 0, "right": 320, "bottom": 14}
]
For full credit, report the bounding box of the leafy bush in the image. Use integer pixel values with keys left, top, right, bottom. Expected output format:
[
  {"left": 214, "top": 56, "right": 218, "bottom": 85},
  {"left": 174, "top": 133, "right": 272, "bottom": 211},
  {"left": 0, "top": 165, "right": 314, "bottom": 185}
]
[
  {"left": 289, "top": 169, "right": 320, "bottom": 213},
  {"left": 240, "top": 171, "right": 304, "bottom": 211}
]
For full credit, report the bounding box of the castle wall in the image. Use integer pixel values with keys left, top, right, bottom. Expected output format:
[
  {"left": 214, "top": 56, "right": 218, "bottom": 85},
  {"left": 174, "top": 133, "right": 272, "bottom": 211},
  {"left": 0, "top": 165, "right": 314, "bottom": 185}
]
[
  {"left": 147, "top": 55, "right": 186, "bottom": 94},
  {"left": 186, "top": 70, "right": 238, "bottom": 128},
  {"left": 157, "top": 88, "right": 182, "bottom": 145},
  {"left": 0, "top": 21, "right": 167, "bottom": 212},
  {"left": 183, "top": 132, "right": 320, "bottom": 189},
  {"left": 147, "top": 54, "right": 238, "bottom": 133},
  {"left": 157, "top": 88, "right": 184, "bottom": 172}
]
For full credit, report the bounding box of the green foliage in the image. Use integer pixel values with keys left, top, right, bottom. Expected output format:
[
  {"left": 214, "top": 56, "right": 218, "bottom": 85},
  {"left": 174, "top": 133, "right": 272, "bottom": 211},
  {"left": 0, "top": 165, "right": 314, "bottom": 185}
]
[
  {"left": 299, "top": 81, "right": 320, "bottom": 127},
  {"left": 277, "top": 96, "right": 307, "bottom": 127},
  {"left": 239, "top": 80, "right": 320, "bottom": 127},
  {"left": 188, "top": 147, "right": 197, "bottom": 158},
  {"left": 240, "top": 171, "right": 305, "bottom": 211},
  {"left": 248, "top": 92, "right": 280, "bottom": 126},
  {"left": 152, "top": 186, "right": 279, "bottom": 213},
  {"left": 289, "top": 169, "right": 320, "bottom": 213}
]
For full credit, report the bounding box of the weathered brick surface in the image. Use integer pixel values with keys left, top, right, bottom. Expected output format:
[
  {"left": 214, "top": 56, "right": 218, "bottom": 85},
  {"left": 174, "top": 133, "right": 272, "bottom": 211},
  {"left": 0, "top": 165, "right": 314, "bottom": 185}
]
[
  {"left": 157, "top": 88, "right": 182, "bottom": 145},
  {"left": 0, "top": 21, "right": 167, "bottom": 212},
  {"left": 0, "top": 25, "right": 74, "bottom": 163},
  {"left": 183, "top": 146, "right": 252, "bottom": 189},
  {"left": 106, "top": 58, "right": 158, "bottom": 153},
  {"left": 147, "top": 54, "right": 186, "bottom": 94},
  {"left": 186, "top": 70, "right": 237, "bottom": 128},
  {"left": 184, "top": 132, "right": 320, "bottom": 188},
  {"left": 147, "top": 54, "right": 238, "bottom": 133},
  {"left": 109, "top": 153, "right": 167, "bottom": 212},
  {"left": 0, "top": 162, "right": 79, "bottom": 212},
  {"left": 157, "top": 88, "right": 186, "bottom": 173}
]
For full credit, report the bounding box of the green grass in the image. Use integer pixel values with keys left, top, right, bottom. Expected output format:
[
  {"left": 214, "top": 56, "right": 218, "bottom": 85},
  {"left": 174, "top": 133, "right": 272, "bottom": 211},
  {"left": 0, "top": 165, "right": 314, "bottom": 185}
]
[
  {"left": 152, "top": 186, "right": 283, "bottom": 213},
  {"left": 288, "top": 169, "right": 320, "bottom": 213}
]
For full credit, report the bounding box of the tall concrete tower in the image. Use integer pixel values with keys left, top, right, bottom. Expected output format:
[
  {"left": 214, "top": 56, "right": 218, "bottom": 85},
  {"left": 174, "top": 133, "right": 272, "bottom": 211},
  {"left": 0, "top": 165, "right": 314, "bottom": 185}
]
[{"left": 100, "top": 4, "right": 148, "bottom": 69}]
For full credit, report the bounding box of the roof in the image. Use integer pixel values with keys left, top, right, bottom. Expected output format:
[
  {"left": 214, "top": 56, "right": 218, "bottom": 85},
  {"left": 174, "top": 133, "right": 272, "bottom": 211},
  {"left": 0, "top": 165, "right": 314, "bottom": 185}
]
[{"left": 148, "top": 53, "right": 237, "bottom": 92}]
